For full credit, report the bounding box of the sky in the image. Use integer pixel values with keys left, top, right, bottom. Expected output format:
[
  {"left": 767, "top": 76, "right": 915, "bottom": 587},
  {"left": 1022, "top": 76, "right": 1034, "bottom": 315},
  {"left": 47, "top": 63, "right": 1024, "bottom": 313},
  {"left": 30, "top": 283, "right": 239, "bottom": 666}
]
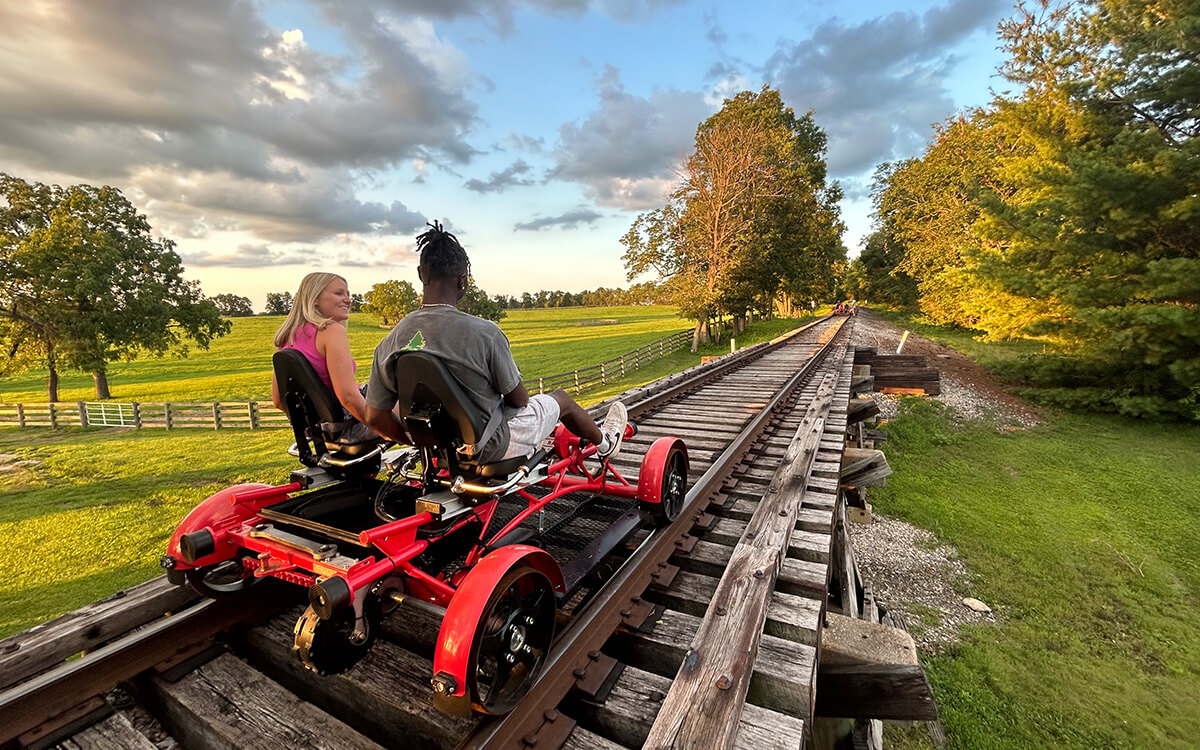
[{"left": 0, "top": 0, "right": 1014, "bottom": 308}]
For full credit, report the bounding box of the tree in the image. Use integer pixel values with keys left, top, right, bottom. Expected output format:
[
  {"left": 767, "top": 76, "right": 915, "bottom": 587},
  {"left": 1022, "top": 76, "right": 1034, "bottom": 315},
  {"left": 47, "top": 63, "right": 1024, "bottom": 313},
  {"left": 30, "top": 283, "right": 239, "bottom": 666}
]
[
  {"left": 622, "top": 87, "right": 844, "bottom": 349},
  {"left": 459, "top": 277, "right": 506, "bottom": 322},
  {"left": 212, "top": 293, "right": 254, "bottom": 317},
  {"left": 870, "top": 0, "right": 1200, "bottom": 418},
  {"left": 0, "top": 174, "right": 229, "bottom": 400},
  {"left": 362, "top": 280, "right": 418, "bottom": 326},
  {"left": 264, "top": 292, "right": 293, "bottom": 316},
  {"left": 350, "top": 293, "right": 364, "bottom": 313},
  {"left": 977, "top": 0, "right": 1200, "bottom": 417},
  {"left": 846, "top": 230, "right": 919, "bottom": 309}
]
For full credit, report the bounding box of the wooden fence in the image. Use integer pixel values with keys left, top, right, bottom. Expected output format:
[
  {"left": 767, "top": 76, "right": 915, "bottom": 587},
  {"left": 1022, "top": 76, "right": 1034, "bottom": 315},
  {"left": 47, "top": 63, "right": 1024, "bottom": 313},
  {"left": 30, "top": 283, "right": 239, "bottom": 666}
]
[
  {"left": 0, "top": 328, "right": 693, "bottom": 430},
  {"left": 523, "top": 328, "right": 691, "bottom": 395},
  {"left": 0, "top": 400, "right": 291, "bottom": 430}
]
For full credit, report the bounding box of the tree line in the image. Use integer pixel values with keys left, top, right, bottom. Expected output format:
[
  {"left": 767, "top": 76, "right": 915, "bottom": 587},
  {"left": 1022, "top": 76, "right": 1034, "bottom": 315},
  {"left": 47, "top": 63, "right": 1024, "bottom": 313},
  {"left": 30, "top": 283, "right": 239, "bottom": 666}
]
[
  {"left": 620, "top": 87, "right": 847, "bottom": 351},
  {"left": 847, "top": 0, "right": 1198, "bottom": 420}
]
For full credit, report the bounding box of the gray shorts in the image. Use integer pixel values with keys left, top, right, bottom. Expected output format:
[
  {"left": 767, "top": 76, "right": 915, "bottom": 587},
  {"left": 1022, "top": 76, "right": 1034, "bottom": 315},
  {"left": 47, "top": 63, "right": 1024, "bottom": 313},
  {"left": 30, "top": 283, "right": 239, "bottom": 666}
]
[{"left": 502, "top": 393, "right": 561, "bottom": 459}]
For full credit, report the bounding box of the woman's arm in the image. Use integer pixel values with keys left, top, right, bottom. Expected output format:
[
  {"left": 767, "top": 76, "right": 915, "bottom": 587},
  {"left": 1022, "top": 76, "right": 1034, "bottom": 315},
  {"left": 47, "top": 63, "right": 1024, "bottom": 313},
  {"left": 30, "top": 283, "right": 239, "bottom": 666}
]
[
  {"left": 317, "top": 324, "right": 369, "bottom": 423},
  {"left": 271, "top": 372, "right": 285, "bottom": 412}
]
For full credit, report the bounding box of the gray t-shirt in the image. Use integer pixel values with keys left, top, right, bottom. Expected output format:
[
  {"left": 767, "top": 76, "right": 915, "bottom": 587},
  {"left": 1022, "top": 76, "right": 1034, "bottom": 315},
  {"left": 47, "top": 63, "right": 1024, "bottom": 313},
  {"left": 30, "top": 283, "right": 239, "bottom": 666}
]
[{"left": 365, "top": 306, "right": 522, "bottom": 463}]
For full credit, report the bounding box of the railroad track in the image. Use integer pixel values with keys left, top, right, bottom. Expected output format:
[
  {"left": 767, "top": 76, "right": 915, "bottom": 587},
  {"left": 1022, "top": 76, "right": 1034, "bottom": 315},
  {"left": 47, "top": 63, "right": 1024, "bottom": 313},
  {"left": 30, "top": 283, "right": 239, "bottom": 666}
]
[{"left": 0, "top": 315, "right": 855, "bottom": 750}]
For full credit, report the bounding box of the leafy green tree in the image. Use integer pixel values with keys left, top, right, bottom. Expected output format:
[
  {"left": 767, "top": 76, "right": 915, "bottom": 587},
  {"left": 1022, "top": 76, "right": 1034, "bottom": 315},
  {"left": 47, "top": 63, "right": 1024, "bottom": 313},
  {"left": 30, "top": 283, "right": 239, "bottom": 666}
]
[
  {"left": 362, "top": 280, "right": 418, "bottom": 326},
  {"left": 459, "top": 277, "right": 506, "bottom": 322},
  {"left": 350, "top": 293, "right": 364, "bottom": 313},
  {"left": 977, "top": 0, "right": 1200, "bottom": 417},
  {"left": 846, "top": 230, "right": 919, "bottom": 309},
  {"left": 0, "top": 174, "right": 229, "bottom": 400},
  {"left": 212, "top": 293, "right": 254, "bottom": 317},
  {"left": 264, "top": 292, "right": 293, "bottom": 316},
  {"left": 622, "top": 87, "right": 844, "bottom": 348}
]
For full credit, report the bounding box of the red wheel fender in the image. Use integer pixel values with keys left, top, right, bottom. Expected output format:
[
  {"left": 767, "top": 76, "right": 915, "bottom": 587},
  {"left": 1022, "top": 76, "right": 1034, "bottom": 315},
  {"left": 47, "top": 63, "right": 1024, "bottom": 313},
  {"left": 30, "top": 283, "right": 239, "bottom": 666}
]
[
  {"left": 432, "top": 545, "right": 564, "bottom": 707},
  {"left": 637, "top": 437, "right": 688, "bottom": 504},
  {"left": 166, "top": 483, "right": 272, "bottom": 569}
]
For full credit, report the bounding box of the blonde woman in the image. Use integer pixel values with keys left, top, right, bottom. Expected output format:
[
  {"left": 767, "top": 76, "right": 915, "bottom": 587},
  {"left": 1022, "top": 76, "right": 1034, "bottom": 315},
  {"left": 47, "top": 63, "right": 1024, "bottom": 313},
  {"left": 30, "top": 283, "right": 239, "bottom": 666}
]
[{"left": 270, "top": 272, "right": 373, "bottom": 439}]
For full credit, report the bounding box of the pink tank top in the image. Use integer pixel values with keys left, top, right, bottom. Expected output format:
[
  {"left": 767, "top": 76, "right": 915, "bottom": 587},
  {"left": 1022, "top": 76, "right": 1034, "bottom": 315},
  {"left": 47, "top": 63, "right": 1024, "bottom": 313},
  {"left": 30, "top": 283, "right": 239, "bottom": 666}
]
[{"left": 281, "top": 323, "right": 356, "bottom": 391}]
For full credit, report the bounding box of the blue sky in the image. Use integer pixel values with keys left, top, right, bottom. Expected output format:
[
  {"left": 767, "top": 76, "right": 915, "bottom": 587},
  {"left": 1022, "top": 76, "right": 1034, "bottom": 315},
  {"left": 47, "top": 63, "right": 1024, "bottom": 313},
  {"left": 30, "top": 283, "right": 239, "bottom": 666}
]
[{"left": 0, "top": 0, "right": 1012, "bottom": 307}]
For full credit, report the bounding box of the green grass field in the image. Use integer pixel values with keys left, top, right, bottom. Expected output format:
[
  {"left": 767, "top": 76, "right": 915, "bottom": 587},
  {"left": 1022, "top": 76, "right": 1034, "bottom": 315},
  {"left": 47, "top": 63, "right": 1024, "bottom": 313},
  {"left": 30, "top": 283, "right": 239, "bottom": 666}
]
[
  {"left": 0, "top": 311, "right": 815, "bottom": 637},
  {"left": 0, "top": 306, "right": 690, "bottom": 404},
  {"left": 877, "top": 400, "right": 1200, "bottom": 749}
]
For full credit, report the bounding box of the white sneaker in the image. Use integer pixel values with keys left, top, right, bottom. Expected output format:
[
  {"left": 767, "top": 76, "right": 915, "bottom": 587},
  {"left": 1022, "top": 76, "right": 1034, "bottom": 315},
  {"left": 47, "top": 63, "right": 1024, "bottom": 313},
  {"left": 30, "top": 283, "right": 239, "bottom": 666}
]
[{"left": 598, "top": 401, "right": 628, "bottom": 459}]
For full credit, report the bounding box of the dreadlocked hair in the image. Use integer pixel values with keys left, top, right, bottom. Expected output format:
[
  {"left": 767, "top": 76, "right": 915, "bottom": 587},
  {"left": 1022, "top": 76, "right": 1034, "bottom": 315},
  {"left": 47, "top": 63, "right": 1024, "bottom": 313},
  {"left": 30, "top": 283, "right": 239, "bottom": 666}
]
[{"left": 415, "top": 220, "right": 470, "bottom": 280}]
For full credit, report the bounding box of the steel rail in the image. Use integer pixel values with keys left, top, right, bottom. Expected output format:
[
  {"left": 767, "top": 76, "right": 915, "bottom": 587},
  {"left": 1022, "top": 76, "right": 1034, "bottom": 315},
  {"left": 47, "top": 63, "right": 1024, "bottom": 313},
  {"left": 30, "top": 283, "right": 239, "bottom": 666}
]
[{"left": 460, "top": 318, "right": 849, "bottom": 750}]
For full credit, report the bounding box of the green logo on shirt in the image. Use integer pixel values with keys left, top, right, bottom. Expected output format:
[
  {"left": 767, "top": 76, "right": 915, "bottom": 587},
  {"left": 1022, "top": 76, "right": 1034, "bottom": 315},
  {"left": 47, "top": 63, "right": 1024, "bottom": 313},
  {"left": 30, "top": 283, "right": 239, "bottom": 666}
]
[{"left": 402, "top": 332, "right": 426, "bottom": 351}]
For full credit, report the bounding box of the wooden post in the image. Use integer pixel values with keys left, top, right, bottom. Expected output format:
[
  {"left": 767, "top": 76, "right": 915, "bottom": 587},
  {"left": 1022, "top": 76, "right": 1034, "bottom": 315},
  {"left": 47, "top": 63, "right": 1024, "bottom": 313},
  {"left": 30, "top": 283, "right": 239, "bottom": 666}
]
[
  {"left": 163, "top": 403, "right": 170, "bottom": 430},
  {"left": 730, "top": 338, "right": 736, "bottom": 353},
  {"left": 48, "top": 403, "right": 57, "bottom": 429},
  {"left": 132, "top": 402, "right": 142, "bottom": 429},
  {"left": 573, "top": 370, "right": 580, "bottom": 391},
  {"left": 77, "top": 401, "right": 88, "bottom": 427},
  {"left": 538, "top": 377, "right": 544, "bottom": 394},
  {"left": 212, "top": 403, "right": 221, "bottom": 430},
  {"left": 249, "top": 402, "right": 258, "bottom": 429},
  {"left": 17, "top": 403, "right": 25, "bottom": 428},
  {"left": 620, "top": 354, "right": 626, "bottom": 376},
  {"left": 600, "top": 361, "right": 606, "bottom": 383}
]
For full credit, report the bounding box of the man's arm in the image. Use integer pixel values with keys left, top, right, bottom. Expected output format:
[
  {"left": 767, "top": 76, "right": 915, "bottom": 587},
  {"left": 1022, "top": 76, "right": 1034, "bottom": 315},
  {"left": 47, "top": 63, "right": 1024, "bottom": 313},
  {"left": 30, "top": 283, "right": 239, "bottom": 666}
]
[
  {"left": 504, "top": 382, "right": 530, "bottom": 408},
  {"left": 365, "top": 405, "right": 409, "bottom": 443}
]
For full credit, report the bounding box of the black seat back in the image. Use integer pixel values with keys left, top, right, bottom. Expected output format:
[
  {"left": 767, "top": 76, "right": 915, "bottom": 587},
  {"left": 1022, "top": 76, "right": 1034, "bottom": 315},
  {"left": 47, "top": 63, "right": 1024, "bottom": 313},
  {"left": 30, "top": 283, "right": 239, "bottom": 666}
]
[
  {"left": 273, "top": 349, "right": 363, "bottom": 466},
  {"left": 391, "top": 351, "right": 489, "bottom": 451},
  {"left": 391, "top": 351, "right": 537, "bottom": 482}
]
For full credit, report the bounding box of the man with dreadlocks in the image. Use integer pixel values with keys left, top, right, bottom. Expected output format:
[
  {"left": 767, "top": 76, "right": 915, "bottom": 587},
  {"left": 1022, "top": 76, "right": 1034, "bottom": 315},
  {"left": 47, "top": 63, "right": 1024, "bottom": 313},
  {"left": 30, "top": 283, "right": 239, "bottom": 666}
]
[{"left": 363, "top": 221, "right": 627, "bottom": 464}]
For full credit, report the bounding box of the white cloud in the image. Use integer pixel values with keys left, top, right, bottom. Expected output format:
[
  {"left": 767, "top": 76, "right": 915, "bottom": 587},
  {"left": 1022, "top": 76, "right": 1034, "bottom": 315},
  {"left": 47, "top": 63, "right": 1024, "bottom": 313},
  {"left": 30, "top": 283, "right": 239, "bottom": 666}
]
[{"left": 550, "top": 67, "right": 710, "bottom": 209}]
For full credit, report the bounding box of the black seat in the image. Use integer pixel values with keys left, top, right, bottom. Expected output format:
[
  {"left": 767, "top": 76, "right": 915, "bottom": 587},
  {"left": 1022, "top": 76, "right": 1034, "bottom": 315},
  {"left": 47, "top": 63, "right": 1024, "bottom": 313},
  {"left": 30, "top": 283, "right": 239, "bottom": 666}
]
[
  {"left": 272, "top": 349, "right": 382, "bottom": 468},
  {"left": 390, "top": 351, "right": 528, "bottom": 480}
]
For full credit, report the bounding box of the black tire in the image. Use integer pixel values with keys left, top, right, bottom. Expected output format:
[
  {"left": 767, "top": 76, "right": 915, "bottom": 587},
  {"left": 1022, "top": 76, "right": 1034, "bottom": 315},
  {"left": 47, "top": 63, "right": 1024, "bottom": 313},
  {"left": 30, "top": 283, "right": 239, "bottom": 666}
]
[
  {"left": 293, "top": 600, "right": 380, "bottom": 676},
  {"left": 468, "top": 565, "right": 556, "bottom": 715},
  {"left": 641, "top": 447, "right": 687, "bottom": 526},
  {"left": 184, "top": 557, "right": 259, "bottom": 598}
]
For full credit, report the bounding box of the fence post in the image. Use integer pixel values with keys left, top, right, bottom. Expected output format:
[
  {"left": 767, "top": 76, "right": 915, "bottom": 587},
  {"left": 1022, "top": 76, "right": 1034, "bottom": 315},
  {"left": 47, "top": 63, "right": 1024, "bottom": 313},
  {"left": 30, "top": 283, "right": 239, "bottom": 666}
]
[
  {"left": 163, "top": 403, "right": 170, "bottom": 430},
  {"left": 17, "top": 403, "right": 25, "bottom": 428},
  {"left": 249, "top": 402, "right": 258, "bottom": 429},
  {"left": 600, "top": 361, "right": 606, "bottom": 384},
  {"left": 77, "top": 401, "right": 88, "bottom": 427},
  {"left": 132, "top": 402, "right": 142, "bottom": 429},
  {"left": 49, "top": 402, "right": 57, "bottom": 429},
  {"left": 212, "top": 403, "right": 221, "bottom": 430},
  {"left": 538, "top": 377, "right": 544, "bottom": 394},
  {"left": 573, "top": 370, "right": 580, "bottom": 391},
  {"left": 620, "top": 355, "right": 626, "bottom": 376}
]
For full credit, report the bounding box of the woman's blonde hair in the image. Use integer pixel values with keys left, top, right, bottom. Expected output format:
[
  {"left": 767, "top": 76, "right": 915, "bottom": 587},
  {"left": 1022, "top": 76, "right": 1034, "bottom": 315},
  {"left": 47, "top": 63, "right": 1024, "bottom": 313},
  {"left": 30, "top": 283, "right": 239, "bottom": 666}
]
[{"left": 273, "top": 272, "right": 347, "bottom": 349}]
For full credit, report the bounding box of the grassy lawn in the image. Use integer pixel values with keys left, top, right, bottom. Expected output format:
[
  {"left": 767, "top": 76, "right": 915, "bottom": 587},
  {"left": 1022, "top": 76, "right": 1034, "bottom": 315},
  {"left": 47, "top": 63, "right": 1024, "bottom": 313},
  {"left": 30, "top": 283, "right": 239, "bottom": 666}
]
[
  {"left": 872, "top": 395, "right": 1200, "bottom": 747},
  {"left": 0, "top": 428, "right": 294, "bottom": 637},
  {"left": 0, "top": 306, "right": 688, "bottom": 404},
  {"left": 0, "top": 314, "right": 816, "bottom": 638}
]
